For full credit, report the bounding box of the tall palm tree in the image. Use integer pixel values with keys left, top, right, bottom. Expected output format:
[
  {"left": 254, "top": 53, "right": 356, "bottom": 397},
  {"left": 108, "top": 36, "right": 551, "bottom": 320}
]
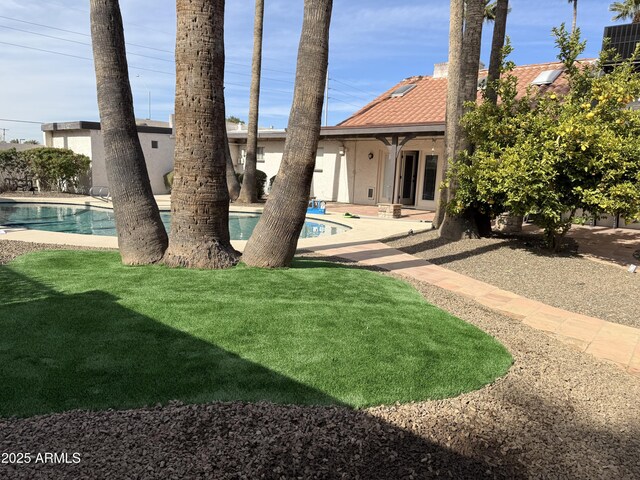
[
  {"left": 610, "top": 0, "right": 640, "bottom": 23},
  {"left": 242, "top": 0, "right": 333, "bottom": 268},
  {"left": 162, "top": 0, "right": 239, "bottom": 269},
  {"left": 568, "top": 0, "right": 578, "bottom": 33},
  {"left": 226, "top": 145, "right": 240, "bottom": 202},
  {"left": 89, "top": 0, "right": 168, "bottom": 265},
  {"left": 238, "top": 0, "right": 265, "bottom": 204},
  {"left": 433, "top": 0, "right": 464, "bottom": 229},
  {"left": 438, "top": 0, "right": 487, "bottom": 240},
  {"left": 486, "top": 0, "right": 509, "bottom": 105}
]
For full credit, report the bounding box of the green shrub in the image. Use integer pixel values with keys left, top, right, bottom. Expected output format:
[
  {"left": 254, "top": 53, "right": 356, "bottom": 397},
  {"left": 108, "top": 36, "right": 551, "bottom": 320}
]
[
  {"left": 20, "top": 148, "right": 90, "bottom": 192},
  {"left": 0, "top": 148, "right": 31, "bottom": 179}
]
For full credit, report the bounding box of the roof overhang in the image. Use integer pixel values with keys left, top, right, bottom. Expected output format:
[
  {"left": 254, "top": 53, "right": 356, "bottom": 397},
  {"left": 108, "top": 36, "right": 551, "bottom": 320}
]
[
  {"left": 41, "top": 121, "right": 173, "bottom": 135},
  {"left": 227, "top": 123, "right": 445, "bottom": 142}
]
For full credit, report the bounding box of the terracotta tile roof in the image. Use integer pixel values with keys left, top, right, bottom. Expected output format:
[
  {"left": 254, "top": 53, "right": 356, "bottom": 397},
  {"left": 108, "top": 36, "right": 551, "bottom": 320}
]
[{"left": 338, "top": 60, "right": 595, "bottom": 128}]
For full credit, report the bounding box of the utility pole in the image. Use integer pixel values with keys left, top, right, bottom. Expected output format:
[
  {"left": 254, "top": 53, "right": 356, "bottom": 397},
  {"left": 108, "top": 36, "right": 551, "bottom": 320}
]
[{"left": 0, "top": 128, "right": 8, "bottom": 142}]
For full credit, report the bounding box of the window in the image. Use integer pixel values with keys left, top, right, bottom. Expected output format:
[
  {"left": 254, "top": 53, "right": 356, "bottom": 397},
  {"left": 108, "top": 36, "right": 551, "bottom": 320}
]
[
  {"left": 390, "top": 84, "right": 416, "bottom": 97},
  {"left": 367, "top": 188, "right": 375, "bottom": 199},
  {"left": 257, "top": 146, "right": 265, "bottom": 163},
  {"left": 151, "top": 140, "right": 158, "bottom": 149},
  {"left": 422, "top": 155, "right": 438, "bottom": 201},
  {"left": 314, "top": 147, "right": 324, "bottom": 172}
]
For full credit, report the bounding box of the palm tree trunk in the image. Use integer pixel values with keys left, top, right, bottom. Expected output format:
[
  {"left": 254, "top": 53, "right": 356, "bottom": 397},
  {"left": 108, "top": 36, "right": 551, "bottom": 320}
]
[
  {"left": 238, "top": 0, "right": 265, "bottom": 204},
  {"left": 89, "top": 0, "right": 168, "bottom": 265},
  {"left": 242, "top": 0, "right": 333, "bottom": 268},
  {"left": 486, "top": 0, "right": 509, "bottom": 105},
  {"left": 572, "top": 0, "right": 578, "bottom": 33},
  {"left": 226, "top": 147, "right": 240, "bottom": 202},
  {"left": 433, "top": 0, "right": 464, "bottom": 229},
  {"left": 162, "top": 0, "right": 239, "bottom": 269},
  {"left": 438, "top": 0, "right": 487, "bottom": 241}
]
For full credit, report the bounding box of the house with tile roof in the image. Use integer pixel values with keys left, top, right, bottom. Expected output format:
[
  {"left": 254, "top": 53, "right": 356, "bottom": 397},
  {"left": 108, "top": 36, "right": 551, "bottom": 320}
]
[{"left": 227, "top": 60, "right": 579, "bottom": 210}]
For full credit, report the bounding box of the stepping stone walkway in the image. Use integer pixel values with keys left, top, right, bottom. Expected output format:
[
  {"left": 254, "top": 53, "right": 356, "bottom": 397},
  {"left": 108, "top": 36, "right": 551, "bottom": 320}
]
[{"left": 311, "top": 241, "right": 640, "bottom": 379}]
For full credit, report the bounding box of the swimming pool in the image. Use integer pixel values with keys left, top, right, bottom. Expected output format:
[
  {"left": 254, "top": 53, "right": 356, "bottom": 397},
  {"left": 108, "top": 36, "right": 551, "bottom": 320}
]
[{"left": 0, "top": 203, "right": 350, "bottom": 239}]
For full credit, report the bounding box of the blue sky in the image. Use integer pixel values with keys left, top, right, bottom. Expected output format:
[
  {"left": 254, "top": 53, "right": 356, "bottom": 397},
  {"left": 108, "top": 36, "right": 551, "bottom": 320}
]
[{"left": 0, "top": 0, "right": 625, "bottom": 141}]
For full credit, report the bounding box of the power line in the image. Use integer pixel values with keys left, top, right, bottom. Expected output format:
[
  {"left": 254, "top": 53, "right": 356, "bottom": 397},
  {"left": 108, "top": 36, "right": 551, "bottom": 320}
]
[
  {"left": 0, "top": 25, "right": 174, "bottom": 64},
  {"left": 327, "top": 97, "right": 362, "bottom": 110},
  {"left": 0, "top": 118, "right": 44, "bottom": 124},
  {"left": 329, "top": 77, "right": 378, "bottom": 98},
  {"left": 0, "top": 14, "right": 174, "bottom": 55}
]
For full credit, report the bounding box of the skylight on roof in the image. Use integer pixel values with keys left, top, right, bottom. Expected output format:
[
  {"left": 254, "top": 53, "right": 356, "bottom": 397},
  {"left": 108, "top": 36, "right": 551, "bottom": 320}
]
[
  {"left": 390, "top": 84, "right": 416, "bottom": 97},
  {"left": 531, "top": 69, "right": 563, "bottom": 86}
]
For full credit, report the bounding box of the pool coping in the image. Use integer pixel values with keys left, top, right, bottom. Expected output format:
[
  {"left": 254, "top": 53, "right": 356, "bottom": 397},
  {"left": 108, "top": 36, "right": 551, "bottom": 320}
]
[{"left": 0, "top": 196, "right": 432, "bottom": 252}]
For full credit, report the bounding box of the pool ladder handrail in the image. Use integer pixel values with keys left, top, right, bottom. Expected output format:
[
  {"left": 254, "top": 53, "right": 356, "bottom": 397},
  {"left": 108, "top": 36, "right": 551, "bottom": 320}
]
[{"left": 89, "top": 186, "right": 111, "bottom": 202}]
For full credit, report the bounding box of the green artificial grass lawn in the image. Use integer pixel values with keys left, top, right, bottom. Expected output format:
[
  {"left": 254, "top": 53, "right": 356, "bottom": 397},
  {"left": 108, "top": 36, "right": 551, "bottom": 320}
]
[{"left": 0, "top": 251, "right": 512, "bottom": 417}]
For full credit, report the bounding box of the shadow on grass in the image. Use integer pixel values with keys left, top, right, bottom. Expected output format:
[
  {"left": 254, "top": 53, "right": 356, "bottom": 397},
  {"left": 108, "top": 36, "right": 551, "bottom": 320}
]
[
  {"left": 0, "top": 261, "right": 526, "bottom": 478},
  {"left": 0, "top": 266, "right": 344, "bottom": 418}
]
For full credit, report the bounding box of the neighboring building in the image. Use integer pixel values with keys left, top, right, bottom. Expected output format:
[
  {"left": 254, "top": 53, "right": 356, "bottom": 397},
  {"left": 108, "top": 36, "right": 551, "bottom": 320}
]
[{"left": 42, "top": 119, "right": 175, "bottom": 195}]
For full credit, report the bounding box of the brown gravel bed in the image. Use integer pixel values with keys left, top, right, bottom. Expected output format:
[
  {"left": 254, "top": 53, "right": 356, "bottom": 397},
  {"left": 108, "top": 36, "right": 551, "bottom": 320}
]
[
  {"left": 0, "top": 243, "right": 639, "bottom": 478},
  {"left": 385, "top": 229, "right": 640, "bottom": 328}
]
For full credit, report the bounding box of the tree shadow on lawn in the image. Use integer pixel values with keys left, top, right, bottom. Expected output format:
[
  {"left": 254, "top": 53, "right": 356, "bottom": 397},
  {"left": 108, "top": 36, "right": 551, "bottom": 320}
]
[
  {"left": 384, "top": 230, "right": 581, "bottom": 267},
  {"left": 0, "top": 265, "right": 342, "bottom": 418},
  {"left": 0, "top": 264, "right": 526, "bottom": 478}
]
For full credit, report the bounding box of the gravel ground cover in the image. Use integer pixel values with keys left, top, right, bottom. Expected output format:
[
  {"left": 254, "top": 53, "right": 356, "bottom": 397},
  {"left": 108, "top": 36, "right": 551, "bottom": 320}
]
[
  {"left": 1, "top": 241, "right": 639, "bottom": 478},
  {"left": 385, "top": 229, "right": 640, "bottom": 328}
]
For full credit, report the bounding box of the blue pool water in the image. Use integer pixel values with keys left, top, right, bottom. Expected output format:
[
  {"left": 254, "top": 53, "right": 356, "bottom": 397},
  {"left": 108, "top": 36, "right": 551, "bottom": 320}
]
[{"left": 0, "top": 203, "right": 349, "bottom": 239}]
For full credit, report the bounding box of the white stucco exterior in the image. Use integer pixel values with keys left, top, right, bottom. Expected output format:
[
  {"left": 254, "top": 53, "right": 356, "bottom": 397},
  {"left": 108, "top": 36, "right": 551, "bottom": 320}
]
[
  {"left": 42, "top": 121, "right": 446, "bottom": 210},
  {"left": 43, "top": 122, "right": 175, "bottom": 195}
]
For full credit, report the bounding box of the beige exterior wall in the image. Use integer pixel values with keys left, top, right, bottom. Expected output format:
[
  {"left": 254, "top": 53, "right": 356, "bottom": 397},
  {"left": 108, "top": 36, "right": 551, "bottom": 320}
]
[
  {"left": 45, "top": 129, "right": 174, "bottom": 195},
  {"left": 231, "top": 136, "right": 446, "bottom": 209}
]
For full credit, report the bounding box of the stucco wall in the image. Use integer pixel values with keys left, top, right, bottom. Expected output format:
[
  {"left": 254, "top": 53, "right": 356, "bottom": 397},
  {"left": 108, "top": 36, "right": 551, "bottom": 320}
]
[{"left": 47, "top": 129, "right": 174, "bottom": 195}]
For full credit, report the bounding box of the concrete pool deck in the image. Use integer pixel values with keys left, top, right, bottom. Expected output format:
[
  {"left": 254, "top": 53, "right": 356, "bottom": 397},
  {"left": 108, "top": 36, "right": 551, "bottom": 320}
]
[{"left": 0, "top": 195, "right": 431, "bottom": 251}]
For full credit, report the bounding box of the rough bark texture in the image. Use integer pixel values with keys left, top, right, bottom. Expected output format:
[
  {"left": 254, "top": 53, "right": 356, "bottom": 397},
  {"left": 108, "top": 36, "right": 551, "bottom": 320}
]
[
  {"left": 439, "top": 0, "right": 486, "bottom": 241},
  {"left": 162, "top": 0, "right": 239, "bottom": 269},
  {"left": 238, "top": 0, "right": 264, "bottom": 204},
  {"left": 433, "top": 0, "right": 464, "bottom": 229},
  {"left": 242, "top": 0, "right": 333, "bottom": 268},
  {"left": 486, "top": 0, "right": 509, "bottom": 105},
  {"left": 89, "top": 0, "right": 168, "bottom": 265}
]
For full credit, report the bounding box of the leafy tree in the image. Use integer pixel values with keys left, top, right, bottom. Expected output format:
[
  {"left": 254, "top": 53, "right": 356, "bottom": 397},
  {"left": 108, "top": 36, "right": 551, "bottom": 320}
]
[
  {"left": 162, "top": 0, "right": 239, "bottom": 269},
  {"left": 610, "top": 0, "right": 640, "bottom": 23},
  {"left": 237, "top": 0, "right": 265, "bottom": 205},
  {"left": 90, "top": 0, "right": 168, "bottom": 265},
  {"left": 226, "top": 116, "right": 245, "bottom": 124},
  {"left": 243, "top": 0, "right": 333, "bottom": 267},
  {"left": 23, "top": 140, "right": 40, "bottom": 145},
  {"left": 450, "top": 25, "right": 640, "bottom": 250}
]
